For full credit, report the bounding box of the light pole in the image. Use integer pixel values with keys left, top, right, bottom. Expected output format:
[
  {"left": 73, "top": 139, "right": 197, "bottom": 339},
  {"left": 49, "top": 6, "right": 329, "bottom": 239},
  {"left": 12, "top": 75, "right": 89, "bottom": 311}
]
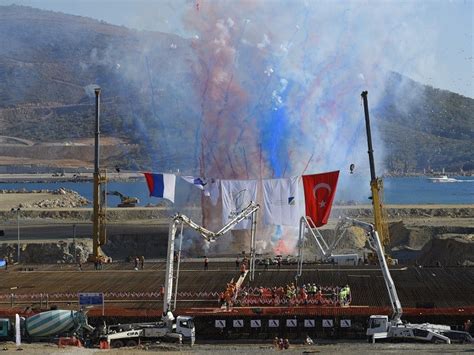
[{"left": 11, "top": 207, "right": 21, "bottom": 263}]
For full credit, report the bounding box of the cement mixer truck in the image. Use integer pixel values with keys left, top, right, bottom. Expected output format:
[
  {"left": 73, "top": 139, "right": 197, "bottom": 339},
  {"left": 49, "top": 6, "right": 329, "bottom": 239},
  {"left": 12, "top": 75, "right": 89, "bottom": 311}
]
[{"left": 0, "top": 309, "right": 94, "bottom": 342}]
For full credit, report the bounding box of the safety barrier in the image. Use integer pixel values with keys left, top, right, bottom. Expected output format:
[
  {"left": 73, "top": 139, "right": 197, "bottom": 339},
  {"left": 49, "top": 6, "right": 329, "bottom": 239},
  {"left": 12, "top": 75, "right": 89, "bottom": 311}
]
[{"left": 0, "top": 290, "right": 221, "bottom": 304}]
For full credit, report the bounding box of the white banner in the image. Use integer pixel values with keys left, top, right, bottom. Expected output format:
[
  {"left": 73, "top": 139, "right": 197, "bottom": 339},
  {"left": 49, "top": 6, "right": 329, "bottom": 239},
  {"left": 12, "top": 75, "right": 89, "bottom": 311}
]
[
  {"left": 262, "top": 177, "right": 303, "bottom": 226},
  {"left": 204, "top": 178, "right": 220, "bottom": 204},
  {"left": 221, "top": 179, "right": 258, "bottom": 230}
]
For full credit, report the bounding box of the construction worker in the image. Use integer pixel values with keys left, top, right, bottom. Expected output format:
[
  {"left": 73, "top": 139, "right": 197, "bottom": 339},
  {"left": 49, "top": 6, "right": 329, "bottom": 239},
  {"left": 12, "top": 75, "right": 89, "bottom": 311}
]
[
  {"left": 464, "top": 319, "right": 472, "bottom": 333},
  {"left": 204, "top": 256, "right": 209, "bottom": 270},
  {"left": 240, "top": 262, "right": 246, "bottom": 276},
  {"left": 273, "top": 337, "right": 279, "bottom": 349}
]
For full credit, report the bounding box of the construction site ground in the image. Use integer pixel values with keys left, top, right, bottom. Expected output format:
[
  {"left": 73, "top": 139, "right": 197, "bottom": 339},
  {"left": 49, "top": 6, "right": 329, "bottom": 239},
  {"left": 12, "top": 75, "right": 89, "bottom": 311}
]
[
  {"left": 0, "top": 261, "right": 472, "bottom": 319},
  {"left": 0, "top": 340, "right": 473, "bottom": 354}
]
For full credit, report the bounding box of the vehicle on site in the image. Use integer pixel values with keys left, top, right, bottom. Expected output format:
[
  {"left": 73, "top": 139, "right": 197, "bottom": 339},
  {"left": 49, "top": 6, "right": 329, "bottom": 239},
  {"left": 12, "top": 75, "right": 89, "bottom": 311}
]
[
  {"left": 103, "top": 318, "right": 194, "bottom": 348},
  {"left": 428, "top": 175, "right": 458, "bottom": 183},
  {"left": 326, "top": 253, "right": 359, "bottom": 266},
  {"left": 438, "top": 330, "right": 474, "bottom": 344},
  {"left": 297, "top": 92, "right": 393, "bottom": 268},
  {"left": 103, "top": 202, "right": 260, "bottom": 348},
  {"left": 0, "top": 309, "right": 94, "bottom": 341},
  {"left": 361, "top": 91, "right": 396, "bottom": 266},
  {"left": 106, "top": 190, "right": 139, "bottom": 207},
  {"left": 346, "top": 218, "right": 471, "bottom": 344}
]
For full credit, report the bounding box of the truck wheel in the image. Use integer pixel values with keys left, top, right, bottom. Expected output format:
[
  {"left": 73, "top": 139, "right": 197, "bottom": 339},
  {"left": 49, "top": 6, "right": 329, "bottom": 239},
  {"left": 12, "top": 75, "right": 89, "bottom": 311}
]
[
  {"left": 111, "top": 340, "right": 124, "bottom": 348},
  {"left": 126, "top": 339, "right": 138, "bottom": 347}
]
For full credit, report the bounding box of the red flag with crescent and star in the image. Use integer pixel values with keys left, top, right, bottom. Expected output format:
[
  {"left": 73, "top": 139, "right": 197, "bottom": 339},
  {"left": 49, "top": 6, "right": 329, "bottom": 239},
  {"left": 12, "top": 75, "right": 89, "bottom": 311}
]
[{"left": 302, "top": 170, "right": 339, "bottom": 227}]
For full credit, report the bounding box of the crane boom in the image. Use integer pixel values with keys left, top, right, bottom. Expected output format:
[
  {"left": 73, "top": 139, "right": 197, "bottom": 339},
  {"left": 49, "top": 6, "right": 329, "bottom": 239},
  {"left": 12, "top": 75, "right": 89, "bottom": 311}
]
[
  {"left": 361, "top": 91, "right": 390, "bottom": 250},
  {"left": 163, "top": 202, "right": 259, "bottom": 323},
  {"left": 345, "top": 218, "right": 402, "bottom": 323}
]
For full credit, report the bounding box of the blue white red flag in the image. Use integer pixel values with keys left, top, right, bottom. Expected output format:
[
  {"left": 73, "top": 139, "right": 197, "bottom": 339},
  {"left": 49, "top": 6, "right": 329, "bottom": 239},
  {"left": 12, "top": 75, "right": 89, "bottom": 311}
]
[
  {"left": 181, "top": 176, "right": 210, "bottom": 196},
  {"left": 143, "top": 172, "right": 176, "bottom": 203}
]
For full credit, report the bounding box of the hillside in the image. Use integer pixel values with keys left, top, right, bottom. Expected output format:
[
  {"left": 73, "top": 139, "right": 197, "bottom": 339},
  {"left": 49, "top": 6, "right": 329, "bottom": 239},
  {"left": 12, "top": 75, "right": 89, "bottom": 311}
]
[
  {"left": 374, "top": 73, "right": 474, "bottom": 173},
  {"left": 0, "top": 5, "right": 200, "bottom": 171},
  {"left": 0, "top": 5, "right": 472, "bottom": 174}
]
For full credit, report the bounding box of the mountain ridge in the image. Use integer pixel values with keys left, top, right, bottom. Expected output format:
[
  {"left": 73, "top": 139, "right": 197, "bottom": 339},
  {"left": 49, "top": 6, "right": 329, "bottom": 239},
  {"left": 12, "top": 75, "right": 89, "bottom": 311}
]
[{"left": 0, "top": 5, "right": 472, "bottom": 174}]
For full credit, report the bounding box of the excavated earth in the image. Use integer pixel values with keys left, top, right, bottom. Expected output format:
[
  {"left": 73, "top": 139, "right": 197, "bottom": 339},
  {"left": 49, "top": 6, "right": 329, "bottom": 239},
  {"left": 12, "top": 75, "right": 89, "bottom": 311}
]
[{"left": 0, "top": 189, "right": 473, "bottom": 266}]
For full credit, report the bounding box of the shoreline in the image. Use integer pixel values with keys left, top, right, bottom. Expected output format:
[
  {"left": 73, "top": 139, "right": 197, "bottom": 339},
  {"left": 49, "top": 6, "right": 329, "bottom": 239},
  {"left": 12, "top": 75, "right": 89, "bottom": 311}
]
[{"left": 0, "top": 172, "right": 143, "bottom": 183}]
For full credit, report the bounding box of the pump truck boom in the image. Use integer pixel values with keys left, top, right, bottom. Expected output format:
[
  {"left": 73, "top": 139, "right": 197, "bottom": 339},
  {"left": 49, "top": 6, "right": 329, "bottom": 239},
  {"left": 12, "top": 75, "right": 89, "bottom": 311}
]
[
  {"left": 345, "top": 218, "right": 465, "bottom": 344},
  {"left": 297, "top": 217, "right": 359, "bottom": 272},
  {"left": 103, "top": 202, "right": 259, "bottom": 348},
  {"left": 164, "top": 201, "right": 260, "bottom": 321}
]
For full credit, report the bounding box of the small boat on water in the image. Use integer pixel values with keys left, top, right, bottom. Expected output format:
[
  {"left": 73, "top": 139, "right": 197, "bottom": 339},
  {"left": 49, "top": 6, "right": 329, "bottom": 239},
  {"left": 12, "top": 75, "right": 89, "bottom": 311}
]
[{"left": 428, "top": 175, "right": 458, "bottom": 183}]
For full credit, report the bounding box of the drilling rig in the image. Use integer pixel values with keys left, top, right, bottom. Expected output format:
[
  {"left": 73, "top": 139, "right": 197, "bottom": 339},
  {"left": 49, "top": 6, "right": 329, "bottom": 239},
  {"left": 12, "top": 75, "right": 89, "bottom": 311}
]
[{"left": 88, "top": 88, "right": 107, "bottom": 263}]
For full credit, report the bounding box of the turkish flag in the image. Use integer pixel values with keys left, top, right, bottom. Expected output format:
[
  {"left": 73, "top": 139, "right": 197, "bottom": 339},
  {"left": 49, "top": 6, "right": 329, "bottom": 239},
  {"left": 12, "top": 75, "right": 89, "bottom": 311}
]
[{"left": 302, "top": 171, "right": 339, "bottom": 227}]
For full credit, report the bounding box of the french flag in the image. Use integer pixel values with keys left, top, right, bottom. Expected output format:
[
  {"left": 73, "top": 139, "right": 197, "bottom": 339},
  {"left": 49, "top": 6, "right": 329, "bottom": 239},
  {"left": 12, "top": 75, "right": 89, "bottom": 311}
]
[{"left": 143, "top": 172, "right": 176, "bottom": 203}]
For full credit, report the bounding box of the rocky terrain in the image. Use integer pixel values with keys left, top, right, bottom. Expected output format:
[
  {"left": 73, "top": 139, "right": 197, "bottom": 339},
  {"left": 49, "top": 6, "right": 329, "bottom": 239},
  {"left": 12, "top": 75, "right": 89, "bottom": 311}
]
[
  {"left": 0, "top": 188, "right": 89, "bottom": 208},
  {"left": 0, "top": 189, "right": 472, "bottom": 266}
]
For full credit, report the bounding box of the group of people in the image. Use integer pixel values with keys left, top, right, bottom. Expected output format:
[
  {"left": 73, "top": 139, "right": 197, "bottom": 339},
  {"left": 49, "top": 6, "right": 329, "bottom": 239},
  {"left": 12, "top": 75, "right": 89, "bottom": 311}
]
[
  {"left": 218, "top": 281, "right": 237, "bottom": 310},
  {"left": 273, "top": 337, "right": 290, "bottom": 350},
  {"left": 234, "top": 283, "right": 351, "bottom": 307}
]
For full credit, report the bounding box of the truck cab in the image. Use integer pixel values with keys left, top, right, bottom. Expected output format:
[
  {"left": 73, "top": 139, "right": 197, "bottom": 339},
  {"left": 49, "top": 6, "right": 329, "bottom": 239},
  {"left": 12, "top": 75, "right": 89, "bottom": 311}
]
[
  {"left": 366, "top": 315, "right": 389, "bottom": 340},
  {"left": 176, "top": 316, "right": 195, "bottom": 343}
]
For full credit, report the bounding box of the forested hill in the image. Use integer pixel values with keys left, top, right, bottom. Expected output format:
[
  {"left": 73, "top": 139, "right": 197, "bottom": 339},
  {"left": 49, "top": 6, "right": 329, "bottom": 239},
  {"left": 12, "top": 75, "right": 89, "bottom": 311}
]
[
  {"left": 0, "top": 5, "right": 472, "bottom": 173},
  {"left": 374, "top": 72, "right": 473, "bottom": 173}
]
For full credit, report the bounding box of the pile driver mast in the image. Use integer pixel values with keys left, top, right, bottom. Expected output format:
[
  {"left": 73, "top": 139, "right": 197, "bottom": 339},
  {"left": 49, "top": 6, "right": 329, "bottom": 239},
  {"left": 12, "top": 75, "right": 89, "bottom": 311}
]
[
  {"left": 361, "top": 91, "right": 390, "bottom": 251},
  {"left": 88, "top": 88, "right": 107, "bottom": 262}
]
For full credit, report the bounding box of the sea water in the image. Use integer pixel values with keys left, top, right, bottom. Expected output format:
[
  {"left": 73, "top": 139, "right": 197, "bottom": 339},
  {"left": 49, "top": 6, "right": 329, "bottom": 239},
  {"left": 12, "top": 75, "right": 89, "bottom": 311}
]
[{"left": 0, "top": 176, "right": 472, "bottom": 206}]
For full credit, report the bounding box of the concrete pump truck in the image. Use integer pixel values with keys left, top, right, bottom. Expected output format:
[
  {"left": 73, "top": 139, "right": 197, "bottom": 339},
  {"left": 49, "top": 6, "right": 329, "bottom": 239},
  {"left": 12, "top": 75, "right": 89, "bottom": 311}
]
[
  {"left": 104, "top": 202, "right": 260, "bottom": 348},
  {"left": 347, "top": 218, "right": 463, "bottom": 344}
]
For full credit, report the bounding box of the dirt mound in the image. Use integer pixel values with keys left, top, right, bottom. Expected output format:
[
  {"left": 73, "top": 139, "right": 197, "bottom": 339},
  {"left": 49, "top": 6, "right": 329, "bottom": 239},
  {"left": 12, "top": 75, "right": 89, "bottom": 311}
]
[
  {"left": 418, "top": 235, "right": 474, "bottom": 266},
  {"left": 0, "top": 188, "right": 89, "bottom": 209},
  {"left": 389, "top": 221, "right": 410, "bottom": 247},
  {"left": 0, "top": 240, "right": 91, "bottom": 264},
  {"left": 335, "top": 226, "right": 367, "bottom": 250}
]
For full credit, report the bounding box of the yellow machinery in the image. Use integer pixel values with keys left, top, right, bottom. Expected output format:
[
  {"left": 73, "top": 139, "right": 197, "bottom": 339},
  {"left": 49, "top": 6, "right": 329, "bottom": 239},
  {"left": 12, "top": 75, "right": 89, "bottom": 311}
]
[
  {"left": 361, "top": 91, "right": 392, "bottom": 262},
  {"left": 107, "top": 191, "right": 139, "bottom": 207},
  {"left": 88, "top": 88, "right": 107, "bottom": 263}
]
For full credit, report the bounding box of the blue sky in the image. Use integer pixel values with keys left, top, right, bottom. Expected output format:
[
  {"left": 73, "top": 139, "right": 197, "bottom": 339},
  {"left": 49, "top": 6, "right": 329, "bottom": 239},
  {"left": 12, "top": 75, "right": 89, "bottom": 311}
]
[{"left": 0, "top": 0, "right": 472, "bottom": 98}]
